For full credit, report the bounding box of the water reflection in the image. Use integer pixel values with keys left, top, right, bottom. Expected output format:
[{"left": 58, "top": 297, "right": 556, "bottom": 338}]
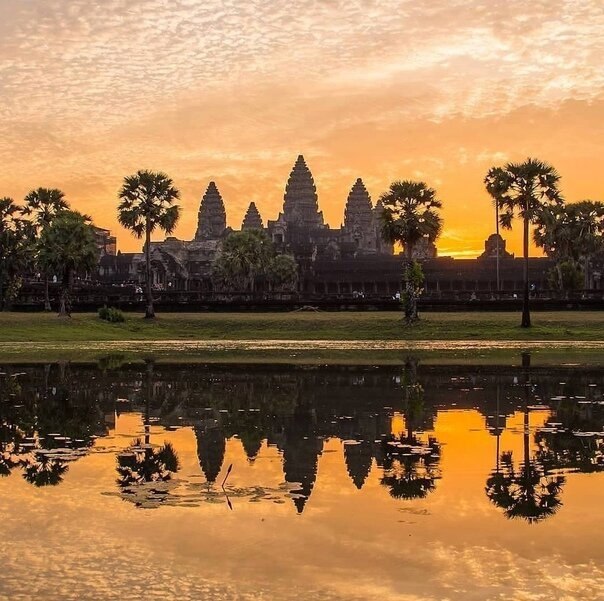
[
  {"left": 0, "top": 361, "right": 105, "bottom": 486},
  {"left": 380, "top": 358, "right": 441, "bottom": 500},
  {"left": 116, "top": 360, "right": 181, "bottom": 507},
  {"left": 0, "top": 357, "right": 603, "bottom": 521},
  {"left": 485, "top": 353, "right": 566, "bottom": 523}
]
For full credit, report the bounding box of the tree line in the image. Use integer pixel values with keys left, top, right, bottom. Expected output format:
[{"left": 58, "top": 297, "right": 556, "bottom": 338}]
[
  {"left": 2, "top": 160, "right": 603, "bottom": 325},
  {"left": 381, "top": 157, "right": 604, "bottom": 327},
  {"left": 0, "top": 190, "right": 97, "bottom": 315}
]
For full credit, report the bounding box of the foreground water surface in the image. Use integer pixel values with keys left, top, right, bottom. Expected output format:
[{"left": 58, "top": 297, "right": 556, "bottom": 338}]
[{"left": 1, "top": 359, "right": 603, "bottom": 600}]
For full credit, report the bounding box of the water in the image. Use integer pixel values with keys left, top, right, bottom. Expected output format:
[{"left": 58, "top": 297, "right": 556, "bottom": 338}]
[{"left": 1, "top": 360, "right": 603, "bottom": 600}]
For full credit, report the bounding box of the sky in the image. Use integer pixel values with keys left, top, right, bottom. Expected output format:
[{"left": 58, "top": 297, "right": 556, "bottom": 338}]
[{"left": 1, "top": 0, "right": 603, "bottom": 257}]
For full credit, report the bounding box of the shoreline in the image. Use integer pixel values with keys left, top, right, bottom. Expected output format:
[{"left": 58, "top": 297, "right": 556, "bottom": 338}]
[{"left": 2, "top": 311, "right": 603, "bottom": 364}]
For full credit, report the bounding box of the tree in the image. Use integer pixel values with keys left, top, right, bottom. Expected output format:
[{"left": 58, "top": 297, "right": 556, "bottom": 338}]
[
  {"left": 37, "top": 211, "right": 99, "bottom": 317},
  {"left": 117, "top": 170, "right": 181, "bottom": 318},
  {"left": 267, "top": 253, "right": 298, "bottom": 293},
  {"left": 379, "top": 180, "right": 443, "bottom": 323},
  {"left": 534, "top": 200, "right": 604, "bottom": 290},
  {"left": 0, "top": 198, "right": 35, "bottom": 310},
  {"left": 572, "top": 201, "right": 604, "bottom": 288},
  {"left": 212, "top": 229, "right": 275, "bottom": 294},
  {"left": 23, "top": 188, "right": 69, "bottom": 311},
  {"left": 546, "top": 260, "right": 583, "bottom": 294},
  {"left": 485, "top": 159, "right": 564, "bottom": 327}
]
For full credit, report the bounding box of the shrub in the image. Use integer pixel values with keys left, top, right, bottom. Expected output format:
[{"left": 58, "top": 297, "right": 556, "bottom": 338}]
[{"left": 98, "top": 307, "right": 125, "bottom": 323}]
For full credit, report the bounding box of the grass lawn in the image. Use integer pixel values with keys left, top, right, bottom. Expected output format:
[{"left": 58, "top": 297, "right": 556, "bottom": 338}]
[
  {"left": 1, "top": 311, "right": 603, "bottom": 364},
  {"left": 0, "top": 310, "right": 603, "bottom": 342}
]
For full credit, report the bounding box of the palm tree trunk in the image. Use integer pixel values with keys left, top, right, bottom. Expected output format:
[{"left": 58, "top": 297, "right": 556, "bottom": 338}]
[
  {"left": 58, "top": 268, "right": 72, "bottom": 317},
  {"left": 145, "top": 360, "right": 153, "bottom": 447},
  {"left": 44, "top": 272, "right": 51, "bottom": 312},
  {"left": 522, "top": 352, "right": 531, "bottom": 470},
  {"left": 495, "top": 384, "right": 501, "bottom": 472},
  {"left": 58, "top": 286, "right": 66, "bottom": 316},
  {"left": 404, "top": 243, "right": 417, "bottom": 323},
  {"left": 521, "top": 215, "right": 531, "bottom": 327},
  {"left": 145, "top": 217, "right": 154, "bottom": 319},
  {"left": 556, "top": 263, "right": 565, "bottom": 297},
  {"left": 584, "top": 255, "right": 590, "bottom": 291},
  {"left": 495, "top": 202, "right": 500, "bottom": 294}
]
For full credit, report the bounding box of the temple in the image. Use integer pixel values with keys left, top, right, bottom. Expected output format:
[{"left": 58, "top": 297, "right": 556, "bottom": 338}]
[{"left": 98, "top": 155, "right": 558, "bottom": 295}]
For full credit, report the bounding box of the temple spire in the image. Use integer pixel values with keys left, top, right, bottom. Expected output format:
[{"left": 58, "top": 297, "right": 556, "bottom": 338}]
[
  {"left": 344, "top": 178, "right": 374, "bottom": 251},
  {"left": 344, "top": 178, "right": 372, "bottom": 229},
  {"left": 241, "top": 201, "right": 263, "bottom": 230},
  {"left": 282, "top": 155, "right": 324, "bottom": 228},
  {"left": 195, "top": 181, "right": 226, "bottom": 240}
]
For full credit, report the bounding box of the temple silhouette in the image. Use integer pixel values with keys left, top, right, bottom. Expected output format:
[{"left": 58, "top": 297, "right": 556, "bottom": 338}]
[{"left": 97, "top": 155, "right": 555, "bottom": 295}]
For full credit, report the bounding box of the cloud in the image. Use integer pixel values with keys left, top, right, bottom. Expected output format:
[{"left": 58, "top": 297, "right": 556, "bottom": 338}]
[{"left": 0, "top": 0, "right": 602, "bottom": 253}]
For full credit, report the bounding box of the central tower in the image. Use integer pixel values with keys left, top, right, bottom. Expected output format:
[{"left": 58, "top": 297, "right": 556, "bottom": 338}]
[
  {"left": 282, "top": 155, "right": 324, "bottom": 229},
  {"left": 195, "top": 181, "right": 227, "bottom": 240}
]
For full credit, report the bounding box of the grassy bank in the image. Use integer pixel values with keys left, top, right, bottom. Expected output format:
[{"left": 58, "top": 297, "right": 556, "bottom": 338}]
[{"left": 1, "top": 310, "right": 603, "bottom": 343}]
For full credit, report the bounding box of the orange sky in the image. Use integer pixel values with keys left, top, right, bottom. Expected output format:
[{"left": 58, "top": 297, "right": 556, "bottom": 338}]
[{"left": 1, "top": 0, "right": 603, "bottom": 257}]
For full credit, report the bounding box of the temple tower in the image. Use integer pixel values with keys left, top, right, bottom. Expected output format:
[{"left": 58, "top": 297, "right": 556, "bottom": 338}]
[
  {"left": 241, "top": 201, "right": 263, "bottom": 230},
  {"left": 343, "top": 178, "right": 375, "bottom": 252},
  {"left": 282, "top": 155, "right": 324, "bottom": 228},
  {"left": 195, "top": 181, "right": 227, "bottom": 240}
]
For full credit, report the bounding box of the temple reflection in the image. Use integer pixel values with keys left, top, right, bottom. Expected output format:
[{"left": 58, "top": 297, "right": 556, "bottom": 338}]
[{"left": 0, "top": 358, "right": 603, "bottom": 518}]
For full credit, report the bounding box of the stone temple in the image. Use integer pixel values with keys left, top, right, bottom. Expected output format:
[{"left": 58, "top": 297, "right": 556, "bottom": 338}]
[
  {"left": 99, "top": 155, "right": 556, "bottom": 296},
  {"left": 100, "top": 155, "right": 400, "bottom": 292}
]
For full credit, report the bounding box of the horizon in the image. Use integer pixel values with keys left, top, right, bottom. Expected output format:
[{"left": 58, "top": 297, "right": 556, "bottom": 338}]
[{"left": 1, "top": 0, "right": 602, "bottom": 257}]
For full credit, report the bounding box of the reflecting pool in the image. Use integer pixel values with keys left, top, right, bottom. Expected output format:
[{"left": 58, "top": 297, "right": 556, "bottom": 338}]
[{"left": 1, "top": 359, "right": 603, "bottom": 600}]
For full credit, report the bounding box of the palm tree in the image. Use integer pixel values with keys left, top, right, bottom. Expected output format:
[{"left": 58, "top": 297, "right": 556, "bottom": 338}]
[
  {"left": 379, "top": 181, "right": 443, "bottom": 260},
  {"left": 379, "top": 181, "right": 443, "bottom": 323},
  {"left": 117, "top": 171, "right": 180, "bottom": 318},
  {"left": 37, "top": 210, "right": 99, "bottom": 317},
  {"left": 267, "top": 254, "right": 299, "bottom": 294},
  {"left": 212, "top": 229, "right": 275, "bottom": 295},
  {"left": 533, "top": 200, "right": 604, "bottom": 291},
  {"left": 485, "top": 159, "right": 564, "bottom": 327},
  {"left": 533, "top": 203, "right": 574, "bottom": 292},
  {"left": 0, "top": 198, "right": 35, "bottom": 310},
  {"left": 574, "top": 201, "right": 604, "bottom": 289},
  {"left": 23, "top": 188, "right": 69, "bottom": 311}
]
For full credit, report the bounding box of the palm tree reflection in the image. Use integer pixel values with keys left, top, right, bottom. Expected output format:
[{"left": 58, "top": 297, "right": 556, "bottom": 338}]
[
  {"left": 116, "top": 360, "right": 180, "bottom": 507},
  {"left": 117, "top": 438, "right": 179, "bottom": 486},
  {"left": 21, "top": 452, "right": 68, "bottom": 487},
  {"left": 485, "top": 451, "right": 564, "bottom": 523},
  {"left": 486, "top": 353, "right": 565, "bottom": 523},
  {"left": 380, "top": 359, "right": 441, "bottom": 500}
]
